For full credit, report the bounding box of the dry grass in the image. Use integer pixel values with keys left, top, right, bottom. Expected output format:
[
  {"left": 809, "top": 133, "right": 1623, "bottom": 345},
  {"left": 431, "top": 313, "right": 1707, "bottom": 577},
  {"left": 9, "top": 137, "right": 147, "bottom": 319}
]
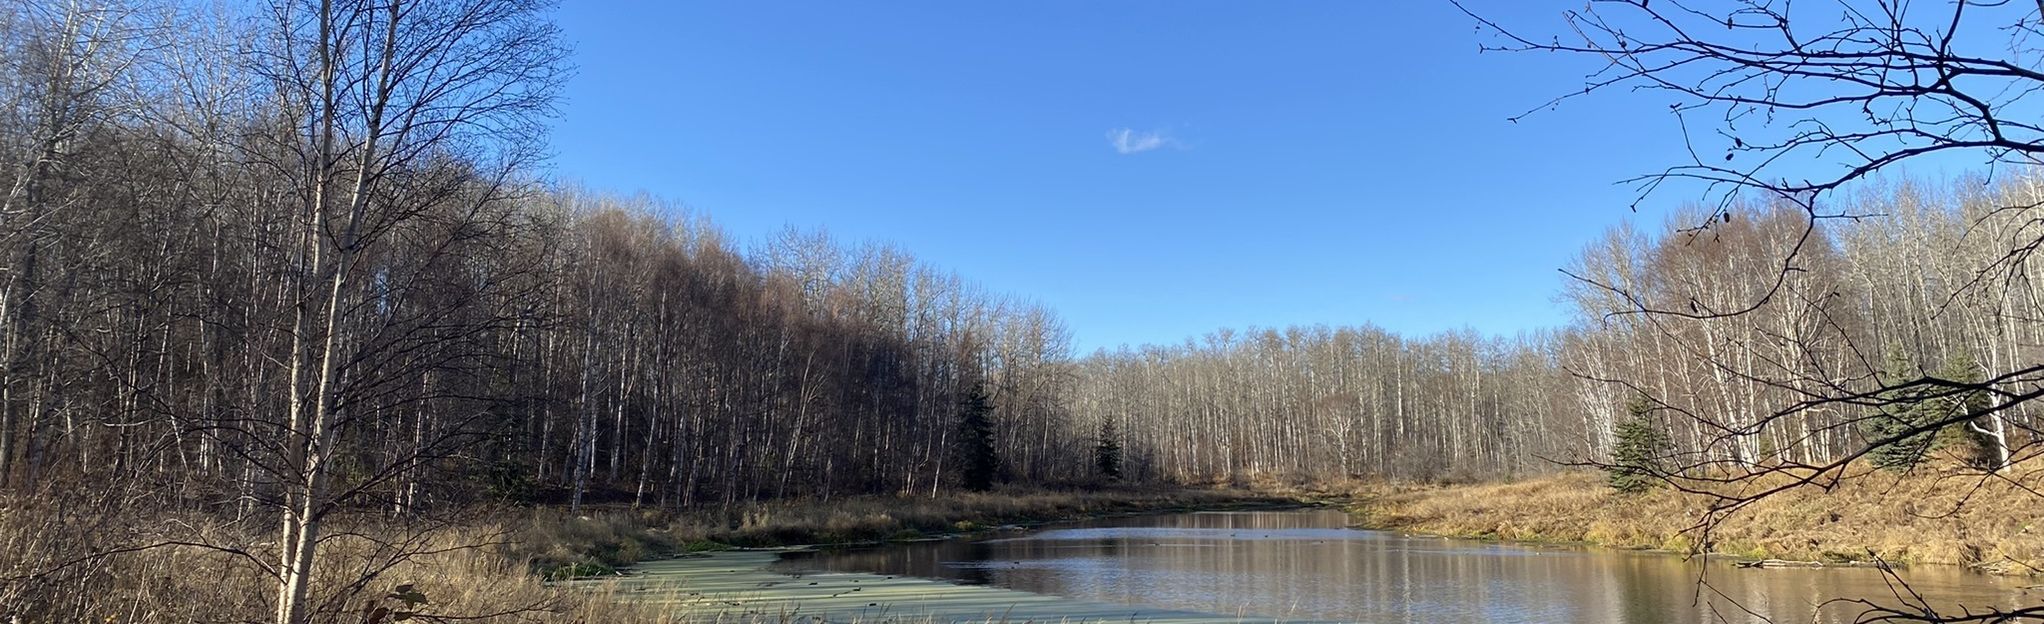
[
  {"left": 0, "top": 491, "right": 678, "bottom": 624},
  {"left": 0, "top": 485, "right": 1282, "bottom": 623},
  {"left": 0, "top": 527, "right": 674, "bottom": 623},
  {"left": 1338, "top": 465, "right": 2044, "bottom": 574}
]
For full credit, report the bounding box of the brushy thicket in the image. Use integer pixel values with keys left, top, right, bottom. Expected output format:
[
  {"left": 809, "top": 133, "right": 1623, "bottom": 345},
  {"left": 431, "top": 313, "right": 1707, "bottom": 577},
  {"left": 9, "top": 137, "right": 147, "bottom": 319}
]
[
  {"left": 1340, "top": 465, "right": 2044, "bottom": 574},
  {"left": 0, "top": 485, "right": 1278, "bottom": 623}
]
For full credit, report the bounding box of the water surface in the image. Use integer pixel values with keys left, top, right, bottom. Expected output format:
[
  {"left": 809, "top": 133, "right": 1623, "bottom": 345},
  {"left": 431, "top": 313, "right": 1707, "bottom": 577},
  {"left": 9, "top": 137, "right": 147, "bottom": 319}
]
[{"left": 772, "top": 509, "right": 2037, "bottom": 623}]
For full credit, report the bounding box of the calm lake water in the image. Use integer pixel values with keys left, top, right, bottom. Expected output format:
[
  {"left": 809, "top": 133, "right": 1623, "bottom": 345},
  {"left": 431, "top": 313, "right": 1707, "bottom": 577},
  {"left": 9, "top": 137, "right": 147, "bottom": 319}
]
[{"left": 771, "top": 509, "right": 2040, "bottom": 623}]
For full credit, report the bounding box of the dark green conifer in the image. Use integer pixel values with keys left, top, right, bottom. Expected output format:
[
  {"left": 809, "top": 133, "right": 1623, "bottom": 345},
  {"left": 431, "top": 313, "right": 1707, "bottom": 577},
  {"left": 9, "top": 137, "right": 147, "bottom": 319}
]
[
  {"left": 1608, "top": 395, "right": 1671, "bottom": 494},
  {"left": 1095, "top": 418, "right": 1124, "bottom": 481},
  {"left": 956, "top": 385, "right": 999, "bottom": 491}
]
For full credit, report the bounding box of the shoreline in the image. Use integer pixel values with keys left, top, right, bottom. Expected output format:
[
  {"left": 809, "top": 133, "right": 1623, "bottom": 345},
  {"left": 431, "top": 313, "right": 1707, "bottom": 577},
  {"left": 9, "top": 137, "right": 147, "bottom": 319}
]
[
  {"left": 1343, "top": 520, "right": 1898, "bottom": 571},
  {"left": 573, "top": 549, "right": 1331, "bottom": 623},
  {"left": 539, "top": 474, "right": 2042, "bottom": 585},
  {"left": 570, "top": 493, "right": 1990, "bottom": 623},
  {"left": 523, "top": 487, "right": 1301, "bottom": 580},
  {"left": 1313, "top": 471, "right": 2044, "bottom": 577},
  {"left": 542, "top": 479, "right": 2039, "bottom": 621}
]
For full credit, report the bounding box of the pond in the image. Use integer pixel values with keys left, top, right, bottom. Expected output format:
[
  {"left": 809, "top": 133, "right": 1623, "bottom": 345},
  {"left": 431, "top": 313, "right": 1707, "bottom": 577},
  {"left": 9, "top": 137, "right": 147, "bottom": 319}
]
[{"left": 763, "top": 508, "right": 2038, "bottom": 623}]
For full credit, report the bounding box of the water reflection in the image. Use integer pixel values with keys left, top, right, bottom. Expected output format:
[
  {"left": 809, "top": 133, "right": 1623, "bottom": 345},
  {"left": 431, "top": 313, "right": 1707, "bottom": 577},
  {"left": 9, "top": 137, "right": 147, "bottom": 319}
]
[{"left": 772, "top": 509, "right": 2035, "bottom": 623}]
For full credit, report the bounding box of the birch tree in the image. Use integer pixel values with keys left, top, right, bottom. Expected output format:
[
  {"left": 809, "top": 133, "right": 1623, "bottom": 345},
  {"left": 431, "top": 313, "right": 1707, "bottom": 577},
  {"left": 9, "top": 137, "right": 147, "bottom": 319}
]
[{"left": 247, "top": 0, "right": 563, "bottom": 620}]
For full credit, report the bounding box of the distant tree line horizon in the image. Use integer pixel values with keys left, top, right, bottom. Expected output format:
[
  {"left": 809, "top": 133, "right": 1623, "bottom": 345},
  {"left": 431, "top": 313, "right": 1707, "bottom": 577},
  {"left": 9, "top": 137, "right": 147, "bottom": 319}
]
[
  {"left": 5, "top": 0, "right": 2042, "bottom": 530},
  {"left": 1085, "top": 181, "right": 2042, "bottom": 483}
]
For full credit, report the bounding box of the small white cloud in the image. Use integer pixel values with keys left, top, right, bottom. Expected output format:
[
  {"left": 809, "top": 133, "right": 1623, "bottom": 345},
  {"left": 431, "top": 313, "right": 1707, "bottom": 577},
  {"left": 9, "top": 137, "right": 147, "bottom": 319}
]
[{"left": 1106, "top": 128, "right": 1177, "bottom": 155}]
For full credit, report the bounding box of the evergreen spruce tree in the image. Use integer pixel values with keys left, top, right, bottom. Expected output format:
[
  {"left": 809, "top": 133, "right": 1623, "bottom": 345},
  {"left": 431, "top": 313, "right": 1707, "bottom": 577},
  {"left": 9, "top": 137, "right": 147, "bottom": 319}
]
[
  {"left": 1094, "top": 418, "right": 1124, "bottom": 482},
  {"left": 1862, "top": 348, "right": 1997, "bottom": 471},
  {"left": 1607, "top": 395, "right": 1671, "bottom": 494},
  {"left": 1927, "top": 353, "right": 1994, "bottom": 468},
  {"left": 1864, "top": 348, "right": 1936, "bottom": 471},
  {"left": 956, "top": 385, "right": 1000, "bottom": 491}
]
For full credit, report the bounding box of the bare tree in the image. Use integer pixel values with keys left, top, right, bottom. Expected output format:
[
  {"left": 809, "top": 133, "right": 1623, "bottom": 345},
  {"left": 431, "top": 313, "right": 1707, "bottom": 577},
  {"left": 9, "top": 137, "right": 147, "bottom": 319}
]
[
  {"left": 244, "top": 0, "right": 564, "bottom": 621},
  {"left": 1461, "top": 1, "right": 2044, "bottom": 619}
]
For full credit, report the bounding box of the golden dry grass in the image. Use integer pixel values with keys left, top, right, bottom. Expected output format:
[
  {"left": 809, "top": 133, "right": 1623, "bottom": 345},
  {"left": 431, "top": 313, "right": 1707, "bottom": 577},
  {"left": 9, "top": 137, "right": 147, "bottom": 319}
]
[
  {"left": 0, "top": 508, "right": 677, "bottom": 623},
  {"left": 1336, "top": 466, "right": 2044, "bottom": 574}
]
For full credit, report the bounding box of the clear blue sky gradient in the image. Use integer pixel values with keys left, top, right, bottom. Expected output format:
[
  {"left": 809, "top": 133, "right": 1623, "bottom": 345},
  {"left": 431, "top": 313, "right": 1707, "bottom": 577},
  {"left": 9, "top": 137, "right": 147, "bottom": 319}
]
[{"left": 543, "top": 2, "right": 1959, "bottom": 353}]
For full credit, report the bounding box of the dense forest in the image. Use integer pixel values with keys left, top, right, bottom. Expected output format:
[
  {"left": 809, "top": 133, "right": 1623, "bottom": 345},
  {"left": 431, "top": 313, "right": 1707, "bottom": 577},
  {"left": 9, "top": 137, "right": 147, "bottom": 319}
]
[
  {"left": 0, "top": 1, "right": 1079, "bottom": 511},
  {"left": 8, "top": 0, "right": 2044, "bottom": 621},
  {"left": 6, "top": 0, "right": 2044, "bottom": 517},
  {"left": 1079, "top": 185, "right": 2044, "bottom": 483}
]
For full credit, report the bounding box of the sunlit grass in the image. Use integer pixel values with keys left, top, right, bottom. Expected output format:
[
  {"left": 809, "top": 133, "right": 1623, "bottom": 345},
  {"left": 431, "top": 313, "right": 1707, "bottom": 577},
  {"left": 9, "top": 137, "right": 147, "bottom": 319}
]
[{"left": 1335, "top": 463, "right": 2044, "bottom": 574}]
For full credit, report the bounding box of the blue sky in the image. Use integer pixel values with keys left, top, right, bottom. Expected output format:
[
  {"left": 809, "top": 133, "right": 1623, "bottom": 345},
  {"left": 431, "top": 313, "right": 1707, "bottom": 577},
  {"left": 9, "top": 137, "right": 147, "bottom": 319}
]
[{"left": 542, "top": 2, "right": 1788, "bottom": 353}]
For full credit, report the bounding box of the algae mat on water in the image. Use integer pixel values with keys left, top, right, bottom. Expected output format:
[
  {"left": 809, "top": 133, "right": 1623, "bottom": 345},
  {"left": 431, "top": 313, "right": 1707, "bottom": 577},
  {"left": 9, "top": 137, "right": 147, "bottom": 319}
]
[{"left": 581, "top": 550, "right": 1308, "bottom": 623}]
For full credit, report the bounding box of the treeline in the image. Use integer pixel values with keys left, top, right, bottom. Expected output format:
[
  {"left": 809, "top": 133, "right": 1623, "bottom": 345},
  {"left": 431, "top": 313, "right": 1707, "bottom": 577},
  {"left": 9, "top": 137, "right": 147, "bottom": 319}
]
[
  {"left": 1558, "top": 183, "right": 2044, "bottom": 470},
  {"left": 0, "top": 1, "right": 1093, "bottom": 616},
  {"left": 8, "top": 0, "right": 2044, "bottom": 527},
  {"left": 530, "top": 206, "right": 1082, "bottom": 508},
  {"left": 1067, "top": 181, "right": 2044, "bottom": 482},
  {"left": 1072, "top": 328, "right": 1570, "bottom": 481},
  {"left": 0, "top": 0, "right": 1079, "bottom": 513}
]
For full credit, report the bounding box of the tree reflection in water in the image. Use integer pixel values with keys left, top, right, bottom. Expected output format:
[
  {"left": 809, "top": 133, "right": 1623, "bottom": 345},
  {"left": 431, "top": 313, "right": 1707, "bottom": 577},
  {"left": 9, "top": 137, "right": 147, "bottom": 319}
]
[{"left": 772, "top": 510, "right": 2031, "bottom": 624}]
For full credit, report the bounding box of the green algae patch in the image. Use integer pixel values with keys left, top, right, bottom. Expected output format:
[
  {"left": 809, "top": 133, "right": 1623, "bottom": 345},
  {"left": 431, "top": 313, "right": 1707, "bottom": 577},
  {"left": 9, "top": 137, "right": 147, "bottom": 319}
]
[{"left": 571, "top": 550, "right": 1325, "bottom": 623}]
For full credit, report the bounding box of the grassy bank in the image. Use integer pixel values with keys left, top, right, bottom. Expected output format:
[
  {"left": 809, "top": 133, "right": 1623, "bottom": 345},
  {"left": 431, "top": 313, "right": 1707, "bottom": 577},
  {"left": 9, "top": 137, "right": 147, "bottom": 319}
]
[
  {"left": 1332, "top": 469, "right": 2044, "bottom": 574},
  {"left": 0, "top": 503, "right": 677, "bottom": 623},
  {"left": 1, "top": 486, "right": 1285, "bottom": 623}
]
